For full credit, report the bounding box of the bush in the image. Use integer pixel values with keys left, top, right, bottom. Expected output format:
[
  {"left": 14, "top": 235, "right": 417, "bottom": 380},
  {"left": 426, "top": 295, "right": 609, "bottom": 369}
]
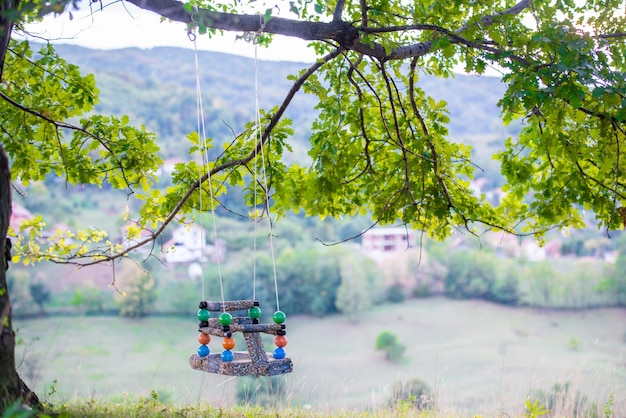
[
  {"left": 29, "top": 281, "right": 51, "bottom": 314},
  {"left": 388, "top": 378, "right": 432, "bottom": 410},
  {"left": 114, "top": 262, "right": 157, "bottom": 318},
  {"left": 444, "top": 250, "right": 519, "bottom": 305},
  {"left": 386, "top": 283, "right": 405, "bottom": 303},
  {"left": 375, "top": 331, "right": 406, "bottom": 361},
  {"left": 71, "top": 284, "right": 106, "bottom": 314}
]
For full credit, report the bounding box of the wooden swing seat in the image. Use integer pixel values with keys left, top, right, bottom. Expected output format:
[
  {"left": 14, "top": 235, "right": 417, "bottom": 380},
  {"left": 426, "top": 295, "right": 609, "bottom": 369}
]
[{"left": 189, "top": 300, "right": 293, "bottom": 378}]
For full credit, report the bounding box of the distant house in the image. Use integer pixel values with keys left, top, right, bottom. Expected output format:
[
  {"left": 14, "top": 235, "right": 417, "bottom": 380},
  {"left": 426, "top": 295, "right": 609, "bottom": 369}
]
[
  {"left": 161, "top": 224, "right": 226, "bottom": 265},
  {"left": 362, "top": 227, "right": 415, "bottom": 257}
]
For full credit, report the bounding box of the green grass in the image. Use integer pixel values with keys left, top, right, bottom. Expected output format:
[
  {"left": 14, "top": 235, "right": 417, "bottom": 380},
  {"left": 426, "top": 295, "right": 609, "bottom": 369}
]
[{"left": 13, "top": 298, "right": 626, "bottom": 416}]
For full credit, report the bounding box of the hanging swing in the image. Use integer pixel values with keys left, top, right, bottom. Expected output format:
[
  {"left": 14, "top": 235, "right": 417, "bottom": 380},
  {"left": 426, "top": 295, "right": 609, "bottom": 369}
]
[
  {"left": 186, "top": 23, "right": 293, "bottom": 378},
  {"left": 189, "top": 300, "right": 293, "bottom": 377}
]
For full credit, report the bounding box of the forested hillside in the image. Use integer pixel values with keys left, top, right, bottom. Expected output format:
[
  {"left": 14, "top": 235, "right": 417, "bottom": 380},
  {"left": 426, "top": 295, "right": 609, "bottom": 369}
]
[{"left": 51, "top": 44, "right": 509, "bottom": 161}]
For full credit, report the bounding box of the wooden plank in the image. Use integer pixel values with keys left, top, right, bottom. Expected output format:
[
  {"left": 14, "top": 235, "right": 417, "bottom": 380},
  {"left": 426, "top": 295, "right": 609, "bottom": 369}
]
[
  {"left": 200, "top": 300, "right": 258, "bottom": 312},
  {"left": 189, "top": 353, "right": 293, "bottom": 377},
  {"left": 199, "top": 318, "right": 283, "bottom": 336}
]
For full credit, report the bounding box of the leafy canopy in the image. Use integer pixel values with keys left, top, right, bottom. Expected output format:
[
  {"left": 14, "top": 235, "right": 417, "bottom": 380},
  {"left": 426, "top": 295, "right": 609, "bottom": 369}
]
[{"left": 1, "top": 0, "right": 625, "bottom": 264}]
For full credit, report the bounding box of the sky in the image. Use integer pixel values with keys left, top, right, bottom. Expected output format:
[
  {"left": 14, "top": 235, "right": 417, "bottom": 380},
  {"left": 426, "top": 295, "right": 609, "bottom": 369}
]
[{"left": 22, "top": 1, "right": 318, "bottom": 63}]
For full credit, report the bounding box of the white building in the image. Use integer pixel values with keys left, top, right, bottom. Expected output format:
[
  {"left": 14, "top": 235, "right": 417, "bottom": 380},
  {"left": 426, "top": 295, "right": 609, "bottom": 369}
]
[
  {"left": 161, "top": 224, "right": 209, "bottom": 264},
  {"left": 362, "top": 227, "right": 415, "bottom": 255}
]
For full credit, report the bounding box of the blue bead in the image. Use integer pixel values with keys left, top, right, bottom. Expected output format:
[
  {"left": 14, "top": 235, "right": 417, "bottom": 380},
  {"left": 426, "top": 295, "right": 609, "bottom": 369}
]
[
  {"left": 273, "top": 347, "right": 286, "bottom": 359},
  {"left": 221, "top": 349, "right": 234, "bottom": 362},
  {"left": 197, "top": 344, "right": 210, "bottom": 357}
]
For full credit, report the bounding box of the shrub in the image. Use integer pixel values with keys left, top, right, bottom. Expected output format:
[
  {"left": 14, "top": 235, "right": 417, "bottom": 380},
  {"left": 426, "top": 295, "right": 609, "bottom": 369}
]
[
  {"left": 71, "top": 284, "right": 106, "bottom": 314},
  {"left": 114, "top": 262, "right": 157, "bottom": 318},
  {"left": 388, "top": 378, "right": 432, "bottom": 410},
  {"left": 386, "top": 283, "right": 405, "bottom": 303},
  {"left": 444, "top": 250, "right": 520, "bottom": 305},
  {"left": 375, "top": 331, "right": 405, "bottom": 361},
  {"left": 28, "top": 280, "right": 51, "bottom": 314}
]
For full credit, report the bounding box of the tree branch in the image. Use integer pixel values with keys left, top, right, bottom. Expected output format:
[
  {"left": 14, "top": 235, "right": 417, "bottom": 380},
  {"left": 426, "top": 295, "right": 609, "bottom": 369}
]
[
  {"left": 332, "top": 0, "right": 345, "bottom": 22},
  {"left": 74, "top": 47, "right": 343, "bottom": 267},
  {"left": 124, "top": 0, "right": 533, "bottom": 61},
  {"left": 0, "top": 90, "right": 136, "bottom": 192}
]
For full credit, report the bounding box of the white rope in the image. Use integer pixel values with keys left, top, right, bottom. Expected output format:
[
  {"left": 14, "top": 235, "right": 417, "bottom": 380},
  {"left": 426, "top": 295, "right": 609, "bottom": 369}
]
[
  {"left": 253, "top": 21, "right": 281, "bottom": 312},
  {"left": 191, "top": 31, "right": 225, "bottom": 308}
]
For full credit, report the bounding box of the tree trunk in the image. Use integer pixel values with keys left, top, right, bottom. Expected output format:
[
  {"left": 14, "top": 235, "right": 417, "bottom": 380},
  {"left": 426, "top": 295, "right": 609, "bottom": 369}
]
[
  {"left": 0, "top": 1, "right": 41, "bottom": 404},
  {"left": 0, "top": 0, "right": 20, "bottom": 81},
  {"left": 0, "top": 146, "right": 40, "bottom": 410}
]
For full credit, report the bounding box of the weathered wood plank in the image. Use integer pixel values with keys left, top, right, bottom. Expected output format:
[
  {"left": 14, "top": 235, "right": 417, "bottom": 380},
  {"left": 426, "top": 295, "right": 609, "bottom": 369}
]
[
  {"left": 200, "top": 300, "right": 258, "bottom": 312},
  {"left": 189, "top": 353, "right": 293, "bottom": 377},
  {"left": 199, "top": 317, "right": 283, "bottom": 336}
]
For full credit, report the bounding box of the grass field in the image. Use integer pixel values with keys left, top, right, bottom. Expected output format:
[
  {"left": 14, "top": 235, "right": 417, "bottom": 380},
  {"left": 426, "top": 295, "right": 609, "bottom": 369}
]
[{"left": 13, "top": 298, "right": 626, "bottom": 416}]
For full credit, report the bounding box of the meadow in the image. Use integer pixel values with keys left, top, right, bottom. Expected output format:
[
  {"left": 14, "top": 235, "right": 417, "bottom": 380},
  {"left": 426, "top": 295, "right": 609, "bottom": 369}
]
[{"left": 13, "top": 297, "right": 626, "bottom": 416}]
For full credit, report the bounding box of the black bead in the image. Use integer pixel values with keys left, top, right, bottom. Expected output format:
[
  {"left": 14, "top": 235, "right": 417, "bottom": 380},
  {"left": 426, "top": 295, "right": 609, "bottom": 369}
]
[
  {"left": 252, "top": 319, "right": 259, "bottom": 324},
  {"left": 223, "top": 325, "right": 230, "bottom": 332},
  {"left": 225, "top": 331, "right": 232, "bottom": 338},
  {"left": 277, "top": 330, "right": 286, "bottom": 336},
  {"left": 199, "top": 321, "right": 208, "bottom": 327},
  {"left": 253, "top": 301, "right": 260, "bottom": 306},
  {"left": 280, "top": 324, "right": 286, "bottom": 329},
  {"left": 199, "top": 301, "right": 208, "bottom": 309}
]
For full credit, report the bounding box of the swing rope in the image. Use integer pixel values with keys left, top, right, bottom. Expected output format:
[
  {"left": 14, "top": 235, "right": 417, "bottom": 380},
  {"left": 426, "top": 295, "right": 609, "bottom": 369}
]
[
  {"left": 190, "top": 30, "right": 225, "bottom": 309},
  {"left": 252, "top": 20, "right": 281, "bottom": 312},
  {"left": 190, "top": 16, "right": 281, "bottom": 312}
]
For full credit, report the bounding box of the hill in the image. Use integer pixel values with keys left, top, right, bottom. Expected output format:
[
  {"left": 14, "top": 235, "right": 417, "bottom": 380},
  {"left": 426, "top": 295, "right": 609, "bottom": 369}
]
[{"left": 50, "top": 44, "right": 509, "bottom": 161}]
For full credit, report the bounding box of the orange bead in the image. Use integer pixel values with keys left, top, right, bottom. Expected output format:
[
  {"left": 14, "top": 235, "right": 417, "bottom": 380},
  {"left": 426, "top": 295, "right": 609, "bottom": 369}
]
[
  {"left": 275, "top": 335, "right": 288, "bottom": 347},
  {"left": 222, "top": 337, "right": 235, "bottom": 350},
  {"left": 198, "top": 333, "right": 211, "bottom": 345}
]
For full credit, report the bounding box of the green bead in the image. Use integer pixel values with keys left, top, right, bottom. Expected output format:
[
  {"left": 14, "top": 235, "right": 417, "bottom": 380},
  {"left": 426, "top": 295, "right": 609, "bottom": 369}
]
[
  {"left": 273, "top": 310, "right": 286, "bottom": 324},
  {"left": 197, "top": 309, "right": 210, "bottom": 321},
  {"left": 219, "top": 312, "right": 233, "bottom": 326},
  {"left": 248, "top": 306, "right": 261, "bottom": 319}
]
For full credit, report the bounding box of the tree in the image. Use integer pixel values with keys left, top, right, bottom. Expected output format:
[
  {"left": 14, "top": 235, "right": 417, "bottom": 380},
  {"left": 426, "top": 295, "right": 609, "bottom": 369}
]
[
  {"left": 28, "top": 280, "right": 50, "bottom": 315},
  {"left": 335, "top": 248, "right": 383, "bottom": 322},
  {"left": 0, "top": 0, "right": 624, "bottom": 407},
  {"left": 114, "top": 261, "right": 157, "bottom": 318}
]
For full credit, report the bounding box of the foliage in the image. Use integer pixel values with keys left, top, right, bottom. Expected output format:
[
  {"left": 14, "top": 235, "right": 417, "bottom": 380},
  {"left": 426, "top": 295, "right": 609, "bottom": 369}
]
[
  {"left": 276, "top": 246, "right": 343, "bottom": 316},
  {"left": 388, "top": 379, "right": 433, "bottom": 411},
  {"left": 604, "top": 393, "right": 615, "bottom": 418},
  {"left": 2, "top": 40, "right": 161, "bottom": 265},
  {"left": 1, "top": 0, "right": 625, "bottom": 271},
  {"left": 375, "top": 330, "right": 405, "bottom": 361},
  {"left": 605, "top": 248, "right": 626, "bottom": 306},
  {"left": 114, "top": 262, "right": 157, "bottom": 318},
  {"left": 27, "top": 280, "right": 50, "bottom": 314},
  {"left": 71, "top": 283, "right": 105, "bottom": 314},
  {"left": 525, "top": 398, "right": 550, "bottom": 418},
  {"left": 385, "top": 283, "right": 405, "bottom": 304},
  {"left": 444, "top": 250, "right": 520, "bottom": 305},
  {"left": 0, "top": 400, "right": 42, "bottom": 418},
  {"left": 6, "top": 268, "right": 33, "bottom": 315},
  {"left": 334, "top": 248, "right": 384, "bottom": 322}
]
